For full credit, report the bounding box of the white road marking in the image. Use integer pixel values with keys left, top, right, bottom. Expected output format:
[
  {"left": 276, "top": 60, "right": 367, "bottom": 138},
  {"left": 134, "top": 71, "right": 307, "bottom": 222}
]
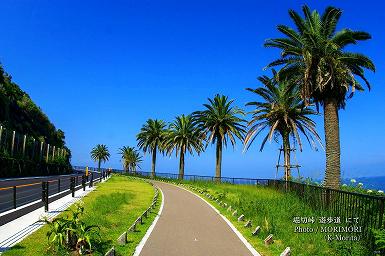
[{"left": 133, "top": 187, "right": 165, "bottom": 256}]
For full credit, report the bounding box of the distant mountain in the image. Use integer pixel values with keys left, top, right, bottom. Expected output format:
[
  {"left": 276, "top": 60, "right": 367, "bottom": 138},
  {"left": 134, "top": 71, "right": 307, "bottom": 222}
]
[{"left": 342, "top": 176, "right": 385, "bottom": 191}]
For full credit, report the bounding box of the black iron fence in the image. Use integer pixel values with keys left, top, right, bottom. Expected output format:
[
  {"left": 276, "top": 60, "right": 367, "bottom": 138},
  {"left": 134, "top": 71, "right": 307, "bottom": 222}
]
[
  {"left": 0, "top": 170, "right": 111, "bottom": 216},
  {"left": 128, "top": 170, "right": 385, "bottom": 243}
]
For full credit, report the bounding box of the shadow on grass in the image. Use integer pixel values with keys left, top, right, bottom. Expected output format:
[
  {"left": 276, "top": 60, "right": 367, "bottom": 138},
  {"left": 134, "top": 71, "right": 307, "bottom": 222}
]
[
  {"left": 0, "top": 244, "right": 25, "bottom": 253},
  {"left": 93, "top": 239, "right": 113, "bottom": 254}
]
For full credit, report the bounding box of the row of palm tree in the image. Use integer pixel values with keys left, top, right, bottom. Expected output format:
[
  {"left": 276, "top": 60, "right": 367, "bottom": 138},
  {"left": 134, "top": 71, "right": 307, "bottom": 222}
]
[
  {"left": 90, "top": 144, "right": 143, "bottom": 174},
  {"left": 136, "top": 86, "right": 319, "bottom": 182},
  {"left": 135, "top": 5, "right": 375, "bottom": 189},
  {"left": 118, "top": 146, "right": 143, "bottom": 173},
  {"left": 89, "top": 5, "right": 374, "bottom": 189}
]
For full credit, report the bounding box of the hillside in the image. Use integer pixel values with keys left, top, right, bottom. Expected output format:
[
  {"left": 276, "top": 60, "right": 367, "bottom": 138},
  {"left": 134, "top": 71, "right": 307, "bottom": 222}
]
[{"left": 0, "top": 65, "right": 67, "bottom": 149}]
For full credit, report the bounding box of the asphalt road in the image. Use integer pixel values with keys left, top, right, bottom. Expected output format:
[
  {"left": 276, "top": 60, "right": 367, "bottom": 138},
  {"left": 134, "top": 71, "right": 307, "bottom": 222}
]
[
  {"left": 139, "top": 181, "right": 255, "bottom": 256},
  {"left": 0, "top": 172, "right": 100, "bottom": 214}
]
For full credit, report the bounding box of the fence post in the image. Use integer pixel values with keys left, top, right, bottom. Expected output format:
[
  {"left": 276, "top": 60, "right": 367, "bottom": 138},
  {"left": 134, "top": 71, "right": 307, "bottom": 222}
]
[
  {"left": 70, "top": 177, "right": 75, "bottom": 197},
  {"left": 31, "top": 138, "right": 36, "bottom": 159},
  {"left": 45, "top": 182, "right": 49, "bottom": 211},
  {"left": 0, "top": 126, "right": 3, "bottom": 146},
  {"left": 82, "top": 175, "right": 86, "bottom": 191},
  {"left": 13, "top": 186, "right": 16, "bottom": 209},
  {"left": 89, "top": 173, "right": 93, "bottom": 188},
  {"left": 42, "top": 182, "right": 48, "bottom": 212},
  {"left": 379, "top": 199, "right": 384, "bottom": 229},
  {"left": 22, "top": 135, "right": 26, "bottom": 157},
  {"left": 325, "top": 188, "right": 330, "bottom": 210},
  {"left": 40, "top": 141, "right": 43, "bottom": 160},
  {"left": 11, "top": 130, "right": 15, "bottom": 157},
  {"left": 46, "top": 144, "right": 50, "bottom": 162}
]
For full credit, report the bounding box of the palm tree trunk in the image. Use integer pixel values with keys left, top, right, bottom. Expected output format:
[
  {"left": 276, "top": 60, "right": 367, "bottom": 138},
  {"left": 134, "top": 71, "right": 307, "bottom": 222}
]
[
  {"left": 98, "top": 159, "right": 101, "bottom": 173},
  {"left": 283, "top": 132, "right": 291, "bottom": 181},
  {"left": 151, "top": 146, "right": 157, "bottom": 178},
  {"left": 323, "top": 98, "right": 341, "bottom": 189},
  {"left": 179, "top": 150, "right": 185, "bottom": 180},
  {"left": 215, "top": 138, "right": 222, "bottom": 182}
]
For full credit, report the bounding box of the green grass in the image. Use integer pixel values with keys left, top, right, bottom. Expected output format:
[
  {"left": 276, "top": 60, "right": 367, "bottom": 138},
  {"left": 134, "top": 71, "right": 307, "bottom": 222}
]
[
  {"left": 180, "top": 180, "right": 370, "bottom": 256},
  {"left": 3, "top": 175, "right": 161, "bottom": 256}
]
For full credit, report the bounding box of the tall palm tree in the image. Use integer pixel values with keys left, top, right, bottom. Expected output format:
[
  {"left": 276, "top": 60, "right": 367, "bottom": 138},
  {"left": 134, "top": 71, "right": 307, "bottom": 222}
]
[
  {"left": 264, "top": 5, "right": 375, "bottom": 188},
  {"left": 90, "top": 144, "right": 110, "bottom": 173},
  {"left": 193, "top": 94, "right": 246, "bottom": 181},
  {"left": 137, "top": 119, "right": 167, "bottom": 178},
  {"left": 163, "top": 114, "right": 204, "bottom": 179},
  {"left": 119, "top": 146, "right": 143, "bottom": 174},
  {"left": 244, "top": 72, "right": 322, "bottom": 180}
]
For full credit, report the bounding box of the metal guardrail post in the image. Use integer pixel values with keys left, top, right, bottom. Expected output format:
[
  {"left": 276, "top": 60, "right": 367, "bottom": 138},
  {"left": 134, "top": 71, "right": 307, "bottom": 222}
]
[
  {"left": 42, "top": 182, "right": 45, "bottom": 202},
  {"left": 89, "top": 173, "right": 93, "bottom": 188},
  {"left": 71, "top": 177, "right": 75, "bottom": 197},
  {"left": 82, "top": 175, "right": 86, "bottom": 191},
  {"left": 45, "top": 182, "right": 49, "bottom": 212},
  {"left": 42, "top": 182, "right": 48, "bottom": 212},
  {"left": 13, "top": 186, "right": 16, "bottom": 209}
]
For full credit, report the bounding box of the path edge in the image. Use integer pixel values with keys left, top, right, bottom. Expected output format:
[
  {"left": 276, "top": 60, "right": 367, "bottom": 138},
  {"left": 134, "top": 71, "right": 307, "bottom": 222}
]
[{"left": 133, "top": 186, "right": 165, "bottom": 256}]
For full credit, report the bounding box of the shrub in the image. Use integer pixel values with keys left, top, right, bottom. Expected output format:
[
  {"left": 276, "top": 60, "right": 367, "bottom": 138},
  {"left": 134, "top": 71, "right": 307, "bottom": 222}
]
[{"left": 44, "top": 203, "right": 100, "bottom": 255}]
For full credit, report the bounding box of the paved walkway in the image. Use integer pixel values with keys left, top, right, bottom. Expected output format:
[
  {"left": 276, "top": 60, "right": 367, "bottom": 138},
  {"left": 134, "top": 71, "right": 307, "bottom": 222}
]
[{"left": 139, "top": 181, "right": 258, "bottom": 256}]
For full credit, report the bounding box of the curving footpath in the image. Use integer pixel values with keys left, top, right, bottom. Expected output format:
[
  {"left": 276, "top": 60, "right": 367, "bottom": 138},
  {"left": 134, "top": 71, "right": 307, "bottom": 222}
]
[{"left": 138, "top": 181, "right": 259, "bottom": 256}]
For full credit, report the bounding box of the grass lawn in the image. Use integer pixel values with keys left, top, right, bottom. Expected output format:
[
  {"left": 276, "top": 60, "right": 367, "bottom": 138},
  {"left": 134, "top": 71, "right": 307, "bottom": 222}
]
[
  {"left": 180, "top": 180, "right": 369, "bottom": 256},
  {"left": 3, "top": 174, "right": 161, "bottom": 256}
]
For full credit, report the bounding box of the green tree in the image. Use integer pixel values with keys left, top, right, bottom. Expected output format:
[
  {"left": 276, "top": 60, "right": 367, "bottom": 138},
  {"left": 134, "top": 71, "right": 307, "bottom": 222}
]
[
  {"left": 163, "top": 115, "right": 204, "bottom": 179},
  {"left": 264, "top": 5, "right": 375, "bottom": 188},
  {"left": 118, "top": 146, "right": 143, "bottom": 174},
  {"left": 244, "top": 72, "right": 322, "bottom": 180},
  {"left": 137, "top": 119, "right": 167, "bottom": 178},
  {"left": 90, "top": 144, "right": 110, "bottom": 173},
  {"left": 193, "top": 95, "right": 246, "bottom": 181}
]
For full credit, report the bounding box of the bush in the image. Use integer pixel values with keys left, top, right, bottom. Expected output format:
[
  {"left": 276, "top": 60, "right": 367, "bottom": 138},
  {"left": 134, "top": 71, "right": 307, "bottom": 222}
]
[{"left": 44, "top": 203, "right": 100, "bottom": 255}]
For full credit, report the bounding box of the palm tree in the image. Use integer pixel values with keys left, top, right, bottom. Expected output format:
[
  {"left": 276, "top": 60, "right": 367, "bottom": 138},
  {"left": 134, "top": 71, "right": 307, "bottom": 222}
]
[
  {"left": 244, "top": 72, "right": 322, "bottom": 180},
  {"left": 193, "top": 94, "right": 246, "bottom": 181},
  {"left": 119, "top": 146, "right": 143, "bottom": 174},
  {"left": 119, "top": 146, "right": 133, "bottom": 173},
  {"left": 163, "top": 115, "right": 204, "bottom": 179},
  {"left": 90, "top": 144, "right": 110, "bottom": 173},
  {"left": 137, "top": 119, "right": 167, "bottom": 178},
  {"left": 129, "top": 149, "right": 143, "bottom": 174},
  {"left": 264, "top": 5, "right": 375, "bottom": 188}
]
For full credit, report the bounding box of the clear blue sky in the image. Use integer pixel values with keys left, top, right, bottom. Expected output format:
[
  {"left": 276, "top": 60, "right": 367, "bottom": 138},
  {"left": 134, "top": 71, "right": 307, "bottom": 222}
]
[{"left": 0, "top": 0, "right": 384, "bottom": 179}]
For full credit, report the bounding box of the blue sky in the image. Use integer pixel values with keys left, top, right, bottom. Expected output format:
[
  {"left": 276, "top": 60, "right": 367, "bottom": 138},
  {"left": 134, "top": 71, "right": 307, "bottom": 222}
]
[{"left": 0, "top": 0, "right": 384, "bottom": 179}]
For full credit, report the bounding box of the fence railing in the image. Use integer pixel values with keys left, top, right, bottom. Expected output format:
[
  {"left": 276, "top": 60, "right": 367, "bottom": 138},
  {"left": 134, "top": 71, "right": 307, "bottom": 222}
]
[
  {"left": 0, "top": 124, "right": 68, "bottom": 163},
  {"left": 0, "top": 170, "right": 111, "bottom": 217},
  {"left": 127, "top": 170, "right": 385, "bottom": 243}
]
